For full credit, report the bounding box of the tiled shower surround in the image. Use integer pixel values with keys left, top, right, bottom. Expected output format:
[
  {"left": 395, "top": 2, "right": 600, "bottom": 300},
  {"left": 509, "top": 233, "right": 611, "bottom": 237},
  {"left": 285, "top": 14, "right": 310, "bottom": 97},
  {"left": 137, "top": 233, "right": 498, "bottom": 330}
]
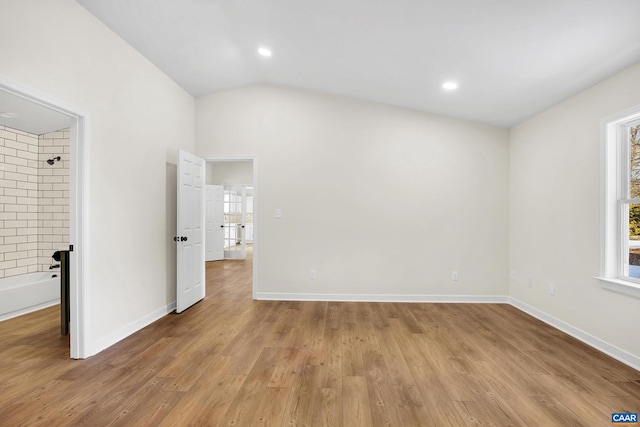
[
  {"left": 0, "top": 125, "right": 69, "bottom": 278},
  {"left": 37, "top": 130, "right": 70, "bottom": 273}
]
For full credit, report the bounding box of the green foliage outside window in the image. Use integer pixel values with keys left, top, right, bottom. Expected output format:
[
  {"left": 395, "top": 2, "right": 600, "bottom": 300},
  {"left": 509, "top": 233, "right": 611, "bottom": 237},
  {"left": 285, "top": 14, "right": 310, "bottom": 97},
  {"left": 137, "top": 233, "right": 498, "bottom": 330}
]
[{"left": 630, "top": 205, "right": 640, "bottom": 239}]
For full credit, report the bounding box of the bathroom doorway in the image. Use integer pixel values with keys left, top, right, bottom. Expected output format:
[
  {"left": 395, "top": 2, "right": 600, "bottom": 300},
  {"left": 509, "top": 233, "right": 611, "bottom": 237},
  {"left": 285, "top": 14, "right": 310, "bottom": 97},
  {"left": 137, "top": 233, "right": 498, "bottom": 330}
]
[{"left": 0, "top": 77, "right": 89, "bottom": 359}]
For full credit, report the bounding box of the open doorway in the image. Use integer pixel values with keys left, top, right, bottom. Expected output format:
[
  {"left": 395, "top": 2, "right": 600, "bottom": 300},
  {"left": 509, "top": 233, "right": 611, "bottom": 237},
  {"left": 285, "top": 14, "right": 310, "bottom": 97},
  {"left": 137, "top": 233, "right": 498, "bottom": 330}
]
[
  {"left": 205, "top": 159, "right": 256, "bottom": 298},
  {"left": 0, "top": 77, "right": 89, "bottom": 359}
]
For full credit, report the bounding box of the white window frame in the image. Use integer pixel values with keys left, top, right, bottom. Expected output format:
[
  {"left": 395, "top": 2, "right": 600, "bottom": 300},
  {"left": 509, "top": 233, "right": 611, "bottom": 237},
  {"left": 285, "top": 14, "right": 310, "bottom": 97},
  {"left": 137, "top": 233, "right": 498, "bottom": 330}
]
[{"left": 598, "top": 104, "right": 640, "bottom": 299}]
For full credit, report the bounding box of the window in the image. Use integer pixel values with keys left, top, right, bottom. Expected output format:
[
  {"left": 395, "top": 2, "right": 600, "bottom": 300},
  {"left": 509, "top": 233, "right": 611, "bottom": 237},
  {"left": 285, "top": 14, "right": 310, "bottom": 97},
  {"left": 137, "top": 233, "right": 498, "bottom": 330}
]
[
  {"left": 625, "top": 123, "right": 640, "bottom": 278},
  {"left": 599, "top": 105, "right": 640, "bottom": 298}
]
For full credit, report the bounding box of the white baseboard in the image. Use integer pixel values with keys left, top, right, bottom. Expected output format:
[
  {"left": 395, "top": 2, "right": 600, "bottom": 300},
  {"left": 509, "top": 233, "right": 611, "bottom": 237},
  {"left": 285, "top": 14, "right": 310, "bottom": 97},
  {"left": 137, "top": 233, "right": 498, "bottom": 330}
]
[
  {"left": 89, "top": 301, "right": 176, "bottom": 357},
  {"left": 256, "top": 292, "right": 509, "bottom": 303},
  {"left": 509, "top": 297, "right": 640, "bottom": 372}
]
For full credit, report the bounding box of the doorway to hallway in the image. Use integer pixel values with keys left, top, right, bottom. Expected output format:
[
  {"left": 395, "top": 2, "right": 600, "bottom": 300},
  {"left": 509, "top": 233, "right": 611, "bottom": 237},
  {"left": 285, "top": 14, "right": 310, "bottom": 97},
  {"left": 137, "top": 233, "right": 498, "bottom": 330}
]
[{"left": 205, "top": 159, "right": 256, "bottom": 299}]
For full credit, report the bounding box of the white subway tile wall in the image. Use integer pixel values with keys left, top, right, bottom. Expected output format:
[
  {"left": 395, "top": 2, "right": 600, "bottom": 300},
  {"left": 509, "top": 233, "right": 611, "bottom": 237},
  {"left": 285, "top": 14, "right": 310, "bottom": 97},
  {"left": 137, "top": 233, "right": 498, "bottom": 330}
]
[
  {"left": 38, "top": 129, "right": 70, "bottom": 273},
  {"left": 0, "top": 126, "right": 69, "bottom": 278}
]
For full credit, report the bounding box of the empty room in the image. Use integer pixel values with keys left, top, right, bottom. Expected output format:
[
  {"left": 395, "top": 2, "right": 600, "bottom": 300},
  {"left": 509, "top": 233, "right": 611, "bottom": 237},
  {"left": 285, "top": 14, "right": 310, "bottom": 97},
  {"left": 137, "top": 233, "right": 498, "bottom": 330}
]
[{"left": 0, "top": 0, "right": 639, "bottom": 425}]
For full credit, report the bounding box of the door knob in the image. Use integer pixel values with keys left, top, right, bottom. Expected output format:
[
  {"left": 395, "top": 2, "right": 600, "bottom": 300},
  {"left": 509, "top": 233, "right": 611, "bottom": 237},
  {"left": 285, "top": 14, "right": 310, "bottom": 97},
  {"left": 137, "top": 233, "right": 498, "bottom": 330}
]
[
  {"left": 181, "top": 236, "right": 188, "bottom": 242},
  {"left": 220, "top": 225, "right": 224, "bottom": 228},
  {"left": 173, "top": 236, "right": 179, "bottom": 242}
]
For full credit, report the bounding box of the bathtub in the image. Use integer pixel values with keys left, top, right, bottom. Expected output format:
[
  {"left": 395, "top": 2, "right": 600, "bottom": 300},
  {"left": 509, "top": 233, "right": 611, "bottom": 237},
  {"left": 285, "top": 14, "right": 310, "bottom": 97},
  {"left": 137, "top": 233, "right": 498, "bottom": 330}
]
[{"left": 0, "top": 272, "right": 60, "bottom": 321}]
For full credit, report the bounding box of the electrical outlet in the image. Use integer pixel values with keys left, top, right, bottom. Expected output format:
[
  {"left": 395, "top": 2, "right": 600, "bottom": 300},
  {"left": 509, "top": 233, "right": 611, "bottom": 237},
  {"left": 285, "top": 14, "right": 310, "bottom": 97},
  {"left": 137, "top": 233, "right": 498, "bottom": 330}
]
[
  {"left": 275, "top": 208, "right": 282, "bottom": 219},
  {"left": 451, "top": 271, "right": 459, "bottom": 281},
  {"left": 510, "top": 270, "right": 516, "bottom": 281},
  {"left": 548, "top": 283, "right": 555, "bottom": 296},
  {"left": 527, "top": 276, "right": 533, "bottom": 288},
  {"left": 310, "top": 270, "right": 317, "bottom": 280}
]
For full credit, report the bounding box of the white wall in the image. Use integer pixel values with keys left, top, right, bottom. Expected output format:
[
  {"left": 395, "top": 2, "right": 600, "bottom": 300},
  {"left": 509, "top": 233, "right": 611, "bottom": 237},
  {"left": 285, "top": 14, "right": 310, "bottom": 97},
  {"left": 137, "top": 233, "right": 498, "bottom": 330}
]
[
  {"left": 0, "top": 0, "right": 195, "bottom": 354},
  {"left": 207, "top": 161, "right": 253, "bottom": 185},
  {"left": 196, "top": 85, "right": 509, "bottom": 298},
  {"left": 510, "top": 61, "right": 640, "bottom": 362}
]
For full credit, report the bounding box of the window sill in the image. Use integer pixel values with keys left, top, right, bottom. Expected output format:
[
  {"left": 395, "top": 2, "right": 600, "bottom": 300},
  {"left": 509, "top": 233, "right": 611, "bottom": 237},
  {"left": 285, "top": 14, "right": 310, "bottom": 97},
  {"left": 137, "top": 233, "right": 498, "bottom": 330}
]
[{"left": 596, "top": 277, "right": 640, "bottom": 299}]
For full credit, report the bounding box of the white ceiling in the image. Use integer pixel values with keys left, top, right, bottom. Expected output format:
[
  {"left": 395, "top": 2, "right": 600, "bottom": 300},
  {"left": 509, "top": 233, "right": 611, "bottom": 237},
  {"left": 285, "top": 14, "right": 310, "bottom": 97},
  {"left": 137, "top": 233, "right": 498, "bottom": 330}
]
[
  {"left": 0, "top": 90, "right": 72, "bottom": 135},
  {"left": 76, "top": 0, "right": 640, "bottom": 127}
]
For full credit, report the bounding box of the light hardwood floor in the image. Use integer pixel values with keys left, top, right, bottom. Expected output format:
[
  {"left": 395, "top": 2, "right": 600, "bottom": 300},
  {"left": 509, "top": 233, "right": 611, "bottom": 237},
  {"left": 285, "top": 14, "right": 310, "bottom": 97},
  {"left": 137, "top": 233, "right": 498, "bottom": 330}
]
[{"left": 0, "top": 246, "right": 639, "bottom": 426}]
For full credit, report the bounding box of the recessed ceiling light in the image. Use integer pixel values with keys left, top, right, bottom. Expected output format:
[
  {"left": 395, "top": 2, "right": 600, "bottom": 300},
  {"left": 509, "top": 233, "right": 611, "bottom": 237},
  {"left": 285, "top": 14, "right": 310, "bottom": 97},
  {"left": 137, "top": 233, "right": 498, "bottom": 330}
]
[
  {"left": 0, "top": 112, "right": 18, "bottom": 118},
  {"left": 258, "top": 47, "right": 272, "bottom": 57},
  {"left": 442, "top": 81, "right": 458, "bottom": 91}
]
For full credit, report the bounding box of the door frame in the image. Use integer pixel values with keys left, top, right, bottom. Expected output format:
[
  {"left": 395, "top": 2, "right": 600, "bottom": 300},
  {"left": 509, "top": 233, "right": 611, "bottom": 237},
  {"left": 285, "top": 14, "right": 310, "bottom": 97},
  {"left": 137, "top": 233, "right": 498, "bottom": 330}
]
[
  {"left": 205, "top": 157, "right": 257, "bottom": 299},
  {"left": 0, "top": 75, "right": 90, "bottom": 359}
]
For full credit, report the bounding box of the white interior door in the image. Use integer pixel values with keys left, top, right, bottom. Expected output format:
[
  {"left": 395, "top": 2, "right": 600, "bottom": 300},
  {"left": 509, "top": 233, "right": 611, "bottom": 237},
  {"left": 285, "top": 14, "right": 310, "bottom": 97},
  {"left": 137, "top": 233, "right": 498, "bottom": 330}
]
[
  {"left": 176, "top": 150, "right": 205, "bottom": 313},
  {"left": 206, "top": 184, "right": 224, "bottom": 261}
]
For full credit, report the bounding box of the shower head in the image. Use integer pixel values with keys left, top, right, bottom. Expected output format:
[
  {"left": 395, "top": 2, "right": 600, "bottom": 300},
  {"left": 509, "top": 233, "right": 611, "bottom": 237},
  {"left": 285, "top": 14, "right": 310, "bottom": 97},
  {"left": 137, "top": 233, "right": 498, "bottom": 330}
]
[{"left": 47, "top": 156, "right": 61, "bottom": 165}]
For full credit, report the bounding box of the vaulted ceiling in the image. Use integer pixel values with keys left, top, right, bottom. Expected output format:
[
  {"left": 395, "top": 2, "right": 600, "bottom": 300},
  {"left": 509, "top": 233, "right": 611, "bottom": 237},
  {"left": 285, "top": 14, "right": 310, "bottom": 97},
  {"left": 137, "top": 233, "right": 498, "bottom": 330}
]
[{"left": 76, "top": 0, "right": 640, "bottom": 127}]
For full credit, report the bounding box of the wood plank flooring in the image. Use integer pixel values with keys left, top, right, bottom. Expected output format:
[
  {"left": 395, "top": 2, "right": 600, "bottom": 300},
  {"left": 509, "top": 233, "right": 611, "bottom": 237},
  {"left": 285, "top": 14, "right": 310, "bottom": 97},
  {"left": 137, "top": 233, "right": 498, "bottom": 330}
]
[{"left": 1, "top": 246, "right": 639, "bottom": 425}]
